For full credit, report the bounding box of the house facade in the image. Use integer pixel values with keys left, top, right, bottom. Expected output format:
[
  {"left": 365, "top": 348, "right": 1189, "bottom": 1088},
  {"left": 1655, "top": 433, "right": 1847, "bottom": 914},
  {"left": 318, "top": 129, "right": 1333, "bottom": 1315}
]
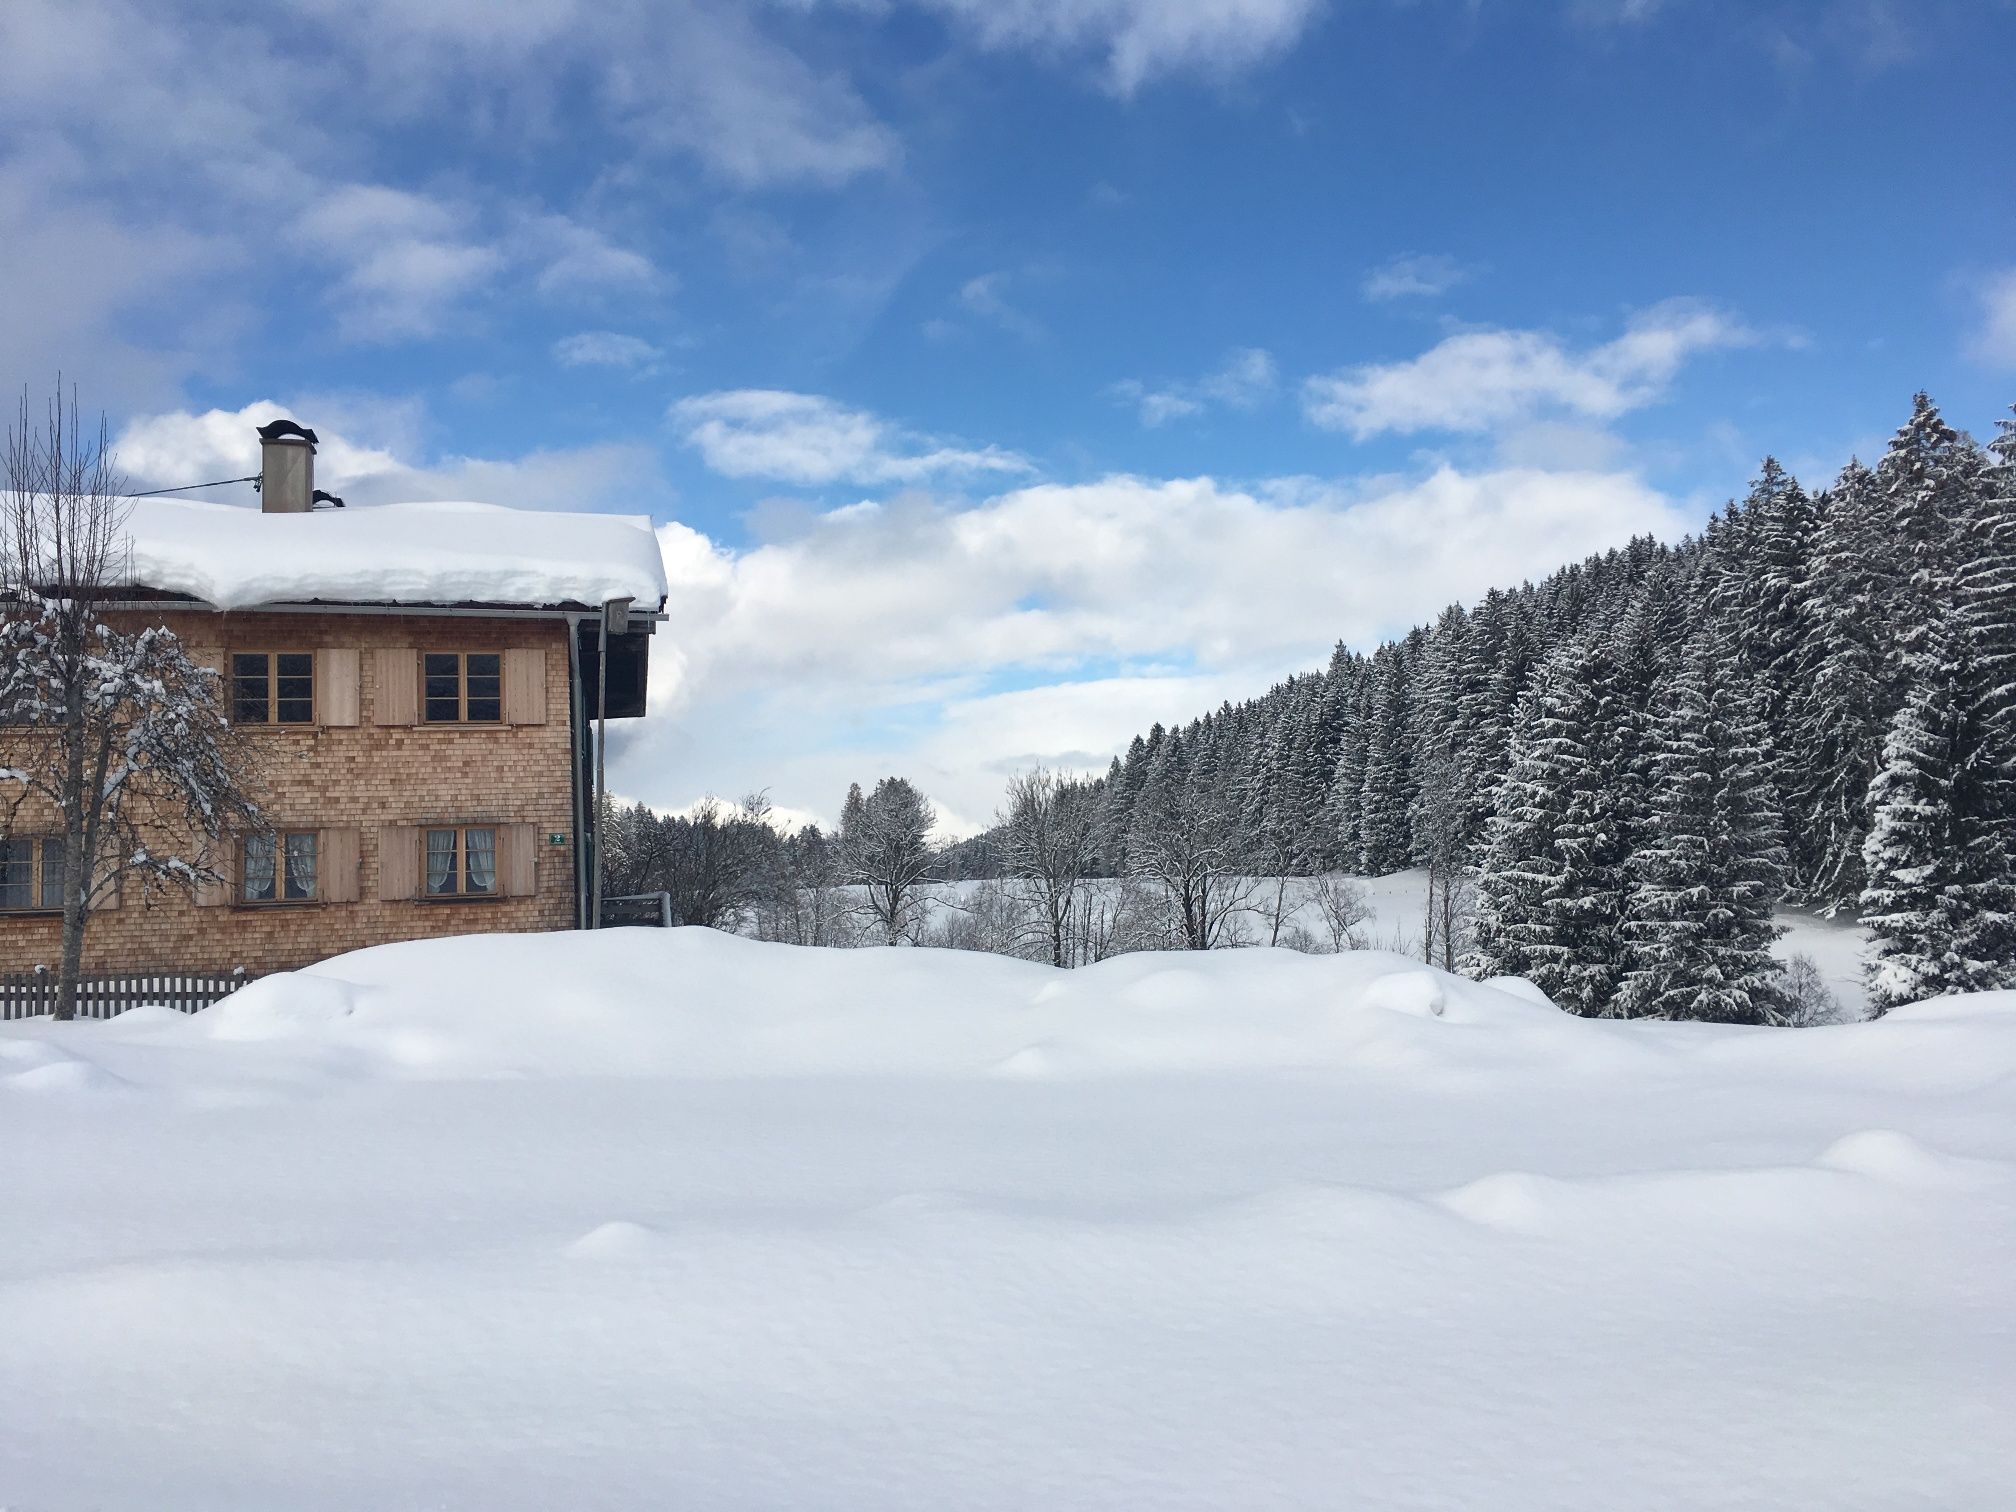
[{"left": 0, "top": 422, "right": 667, "bottom": 977}]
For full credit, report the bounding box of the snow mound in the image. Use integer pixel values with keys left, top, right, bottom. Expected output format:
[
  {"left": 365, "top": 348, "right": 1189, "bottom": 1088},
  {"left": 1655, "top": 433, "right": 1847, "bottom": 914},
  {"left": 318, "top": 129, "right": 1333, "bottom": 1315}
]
[
  {"left": 1817, "top": 1129, "right": 2009, "bottom": 1187},
  {"left": 1361, "top": 969, "right": 1448, "bottom": 1018},
  {"left": 203, "top": 973, "right": 362, "bottom": 1041},
  {"left": 3, "top": 1054, "right": 131, "bottom": 1096},
  {"left": 1482, "top": 975, "right": 1558, "bottom": 1010},
  {"left": 562, "top": 1221, "right": 662, "bottom": 1260},
  {"left": 122, "top": 496, "right": 667, "bottom": 610},
  {"left": 1438, "top": 1171, "right": 1561, "bottom": 1232},
  {"left": 184, "top": 928, "right": 1577, "bottom": 1082},
  {"left": 0, "top": 1038, "right": 76, "bottom": 1072}
]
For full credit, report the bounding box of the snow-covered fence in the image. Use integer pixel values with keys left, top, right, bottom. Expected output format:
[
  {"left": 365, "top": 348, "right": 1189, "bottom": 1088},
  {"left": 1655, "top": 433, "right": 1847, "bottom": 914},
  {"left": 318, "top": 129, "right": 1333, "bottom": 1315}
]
[{"left": 0, "top": 968, "right": 255, "bottom": 1021}]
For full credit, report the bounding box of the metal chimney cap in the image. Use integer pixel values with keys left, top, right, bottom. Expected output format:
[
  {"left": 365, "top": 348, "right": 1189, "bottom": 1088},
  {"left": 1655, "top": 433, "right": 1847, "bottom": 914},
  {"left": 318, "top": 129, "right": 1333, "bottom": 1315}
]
[{"left": 256, "top": 419, "right": 319, "bottom": 446}]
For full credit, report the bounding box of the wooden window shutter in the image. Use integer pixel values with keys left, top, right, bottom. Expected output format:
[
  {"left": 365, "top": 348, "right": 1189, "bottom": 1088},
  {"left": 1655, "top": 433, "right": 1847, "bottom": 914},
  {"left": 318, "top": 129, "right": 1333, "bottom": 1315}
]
[
  {"left": 377, "top": 826, "right": 420, "bottom": 901},
  {"left": 504, "top": 648, "right": 548, "bottom": 726},
  {"left": 318, "top": 649, "right": 361, "bottom": 726},
  {"left": 194, "top": 841, "right": 233, "bottom": 907},
  {"left": 500, "top": 823, "right": 539, "bottom": 897},
  {"left": 373, "top": 648, "right": 418, "bottom": 726},
  {"left": 320, "top": 828, "right": 361, "bottom": 902}
]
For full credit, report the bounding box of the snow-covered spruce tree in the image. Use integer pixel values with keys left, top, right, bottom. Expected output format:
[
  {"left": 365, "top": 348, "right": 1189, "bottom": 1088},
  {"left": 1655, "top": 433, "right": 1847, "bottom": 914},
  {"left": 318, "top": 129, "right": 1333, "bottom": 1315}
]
[
  {"left": 1356, "top": 639, "right": 1415, "bottom": 873},
  {"left": 1466, "top": 672, "right": 1567, "bottom": 989},
  {"left": 1465, "top": 634, "right": 1635, "bottom": 1013},
  {"left": 836, "top": 776, "right": 940, "bottom": 944},
  {"left": 1325, "top": 676, "right": 1371, "bottom": 869},
  {"left": 1860, "top": 607, "right": 2016, "bottom": 1011},
  {"left": 1958, "top": 406, "right": 2016, "bottom": 939},
  {"left": 1616, "top": 622, "right": 1790, "bottom": 1024},
  {"left": 1720, "top": 459, "right": 1819, "bottom": 823},
  {"left": 0, "top": 388, "right": 262, "bottom": 1019},
  {"left": 1787, "top": 460, "right": 1890, "bottom": 908}
]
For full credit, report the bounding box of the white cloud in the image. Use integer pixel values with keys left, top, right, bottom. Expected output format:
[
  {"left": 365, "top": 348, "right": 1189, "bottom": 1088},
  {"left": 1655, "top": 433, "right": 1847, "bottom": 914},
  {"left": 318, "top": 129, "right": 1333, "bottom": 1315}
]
[
  {"left": 526, "top": 217, "right": 664, "bottom": 300},
  {"left": 671, "top": 390, "right": 1034, "bottom": 486},
  {"left": 296, "top": 186, "right": 666, "bottom": 343},
  {"left": 958, "top": 271, "right": 1046, "bottom": 340},
  {"left": 622, "top": 462, "right": 1690, "bottom": 825},
  {"left": 1302, "top": 300, "right": 1761, "bottom": 439},
  {"left": 914, "top": 0, "right": 1328, "bottom": 93},
  {"left": 1972, "top": 268, "right": 2016, "bottom": 368},
  {"left": 554, "top": 332, "right": 667, "bottom": 372},
  {"left": 1361, "top": 253, "right": 1478, "bottom": 303},
  {"left": 599, "top": 2, "right": 902, "bottom": 187},
  {"left": 1113, "top": 348, "right": 1278, "bottom": 427}
]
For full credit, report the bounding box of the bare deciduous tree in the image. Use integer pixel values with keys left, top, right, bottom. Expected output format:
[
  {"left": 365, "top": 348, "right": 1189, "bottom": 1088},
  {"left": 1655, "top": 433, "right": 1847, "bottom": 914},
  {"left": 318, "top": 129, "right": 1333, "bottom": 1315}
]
[
  {"left": 1413, "top": 749, "right": 1476, "bottom": 972},
  {"left": 997, "top": 767, "right": 1099, "bottom": 967},
  {"left": 1311, "top": 873, "right": 1372, "bottom": 953},
  {"left": 837, "top": 777, "right": 940, "bottom": 945},
  {"left": 1, "top": 386, "right": 260, "bottom": 1019}
]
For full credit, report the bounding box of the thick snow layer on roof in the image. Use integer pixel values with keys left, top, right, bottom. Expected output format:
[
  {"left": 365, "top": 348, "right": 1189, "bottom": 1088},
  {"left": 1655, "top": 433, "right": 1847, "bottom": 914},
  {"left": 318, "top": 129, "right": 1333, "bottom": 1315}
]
[{"left": 119, "top": 496, "right": 668, "bottom": 610}]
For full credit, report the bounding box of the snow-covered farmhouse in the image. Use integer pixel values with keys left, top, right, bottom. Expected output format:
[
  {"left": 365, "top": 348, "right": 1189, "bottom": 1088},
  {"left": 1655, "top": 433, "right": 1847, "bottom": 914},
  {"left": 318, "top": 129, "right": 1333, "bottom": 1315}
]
[{"left": 1, "top": 421, "right": 668, "bottom": 978}]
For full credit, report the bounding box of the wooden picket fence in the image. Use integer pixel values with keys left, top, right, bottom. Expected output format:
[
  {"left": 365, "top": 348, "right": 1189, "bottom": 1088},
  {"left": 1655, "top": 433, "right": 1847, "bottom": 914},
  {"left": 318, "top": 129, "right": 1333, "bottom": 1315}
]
[{"left": 0, "top": 968, "right": 255, "bottom": 1021}]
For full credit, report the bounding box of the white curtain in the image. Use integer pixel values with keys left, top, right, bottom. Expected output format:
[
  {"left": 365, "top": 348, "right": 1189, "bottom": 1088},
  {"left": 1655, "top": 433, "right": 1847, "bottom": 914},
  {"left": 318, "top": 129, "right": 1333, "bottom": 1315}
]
[
  {"left": 466, "top": 828, "right": 497, "bottom": 894},
  {"left": 426, "top": 829, "right": 457, "bottom": 894},
  {"left": 285, "top": 833, "right": 318, "bottom": 900},
  {"left": 243, "top": 835, "right": 277, "bottom": 901}
]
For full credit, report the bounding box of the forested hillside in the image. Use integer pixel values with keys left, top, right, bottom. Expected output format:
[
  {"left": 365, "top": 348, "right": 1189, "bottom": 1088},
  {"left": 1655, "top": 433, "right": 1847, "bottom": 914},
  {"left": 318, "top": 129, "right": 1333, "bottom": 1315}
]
[
  {"left": 1067, "top": 394, "right": 2016, "bottom": 1019},
  {"left": 610, "top": 395, "right": 2014, "bottom": 1025}
]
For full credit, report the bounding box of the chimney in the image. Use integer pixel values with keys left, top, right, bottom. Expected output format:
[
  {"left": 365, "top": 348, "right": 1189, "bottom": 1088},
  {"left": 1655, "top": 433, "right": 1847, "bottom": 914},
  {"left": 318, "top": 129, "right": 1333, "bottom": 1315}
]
[{"left": 256, "top": 419, "right": 319, "bottom": 514}]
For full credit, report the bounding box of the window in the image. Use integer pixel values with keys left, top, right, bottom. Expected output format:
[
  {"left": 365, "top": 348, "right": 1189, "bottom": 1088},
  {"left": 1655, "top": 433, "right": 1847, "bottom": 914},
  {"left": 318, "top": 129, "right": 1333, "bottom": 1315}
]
[
  {"left": 423, "top": 653, "right": 503, "bottom": 724},
  {"left": 0, "top": 836, "right": 64, "bottom": 911},
  {"left": 233, "top": 652, "right": 314, "bottom": 724},
  {"left": 243, "top": 831, "right": 318, "bottom": 903},
  {"left": 424, "top": 827, "right": 498, "bottom": 896}
]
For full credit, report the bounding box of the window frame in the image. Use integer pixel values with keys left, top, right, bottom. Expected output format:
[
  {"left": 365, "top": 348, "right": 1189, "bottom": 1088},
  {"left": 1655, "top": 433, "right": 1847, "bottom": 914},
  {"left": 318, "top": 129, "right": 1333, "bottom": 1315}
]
[
  {"left": 240, "top": 830, "right": 320, "bottom": 905},
  {"left": 421, "top": 651, "right": 505, "bottom": 726},
  {"left": 422, "top": 825, "right": 500, "bottom": 898},
  {"left": 230, "top": 649, "right": 317, "bottom": 727},
  {"left": 0, "top": 835, "right": 66, "bottom": 913}
]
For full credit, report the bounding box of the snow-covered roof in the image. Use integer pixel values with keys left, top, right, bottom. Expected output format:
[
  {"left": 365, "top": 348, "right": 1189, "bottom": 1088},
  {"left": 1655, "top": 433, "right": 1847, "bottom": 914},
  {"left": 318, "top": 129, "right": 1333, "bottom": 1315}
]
[{"left": 118, "top": 497, "right": 668, "bottom": 612}]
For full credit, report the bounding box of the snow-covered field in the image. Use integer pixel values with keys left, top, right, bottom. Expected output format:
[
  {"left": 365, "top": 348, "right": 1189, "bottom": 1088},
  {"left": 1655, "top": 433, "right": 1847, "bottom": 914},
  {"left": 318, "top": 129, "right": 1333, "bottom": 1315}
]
[
  {"left": 928, "top": 867, "right": 1874, "bottom": 1017},
  {"left": 6, "top": 929, "right": 2011, "bottom": 1510}
]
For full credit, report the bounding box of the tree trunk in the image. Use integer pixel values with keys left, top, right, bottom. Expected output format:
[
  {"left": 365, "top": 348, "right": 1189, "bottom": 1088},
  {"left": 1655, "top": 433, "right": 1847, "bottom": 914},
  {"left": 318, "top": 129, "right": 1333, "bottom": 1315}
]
[{"left": 54, "top": 689, "right": 89, "bottom": 1022}]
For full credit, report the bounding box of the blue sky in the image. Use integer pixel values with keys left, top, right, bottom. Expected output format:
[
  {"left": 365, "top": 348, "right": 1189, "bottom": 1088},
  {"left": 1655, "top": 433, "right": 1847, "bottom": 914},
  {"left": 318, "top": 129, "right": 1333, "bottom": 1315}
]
[{"left": 3, "top": 0, "right": 2012, "bottom": 829}]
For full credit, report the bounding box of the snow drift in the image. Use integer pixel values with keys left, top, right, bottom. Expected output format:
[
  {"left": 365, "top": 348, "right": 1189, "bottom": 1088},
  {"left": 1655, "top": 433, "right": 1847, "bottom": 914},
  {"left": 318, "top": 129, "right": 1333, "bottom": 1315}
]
[{"left": 4, "top": 930, "right": 2013, "bottom": 1511}]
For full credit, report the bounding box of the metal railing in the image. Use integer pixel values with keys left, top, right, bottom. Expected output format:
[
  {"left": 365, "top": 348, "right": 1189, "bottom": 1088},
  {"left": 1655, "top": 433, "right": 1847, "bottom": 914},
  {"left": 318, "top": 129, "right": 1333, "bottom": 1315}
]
[{"left": 597, "top": 892, "right": 674, "bottom": 928}]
